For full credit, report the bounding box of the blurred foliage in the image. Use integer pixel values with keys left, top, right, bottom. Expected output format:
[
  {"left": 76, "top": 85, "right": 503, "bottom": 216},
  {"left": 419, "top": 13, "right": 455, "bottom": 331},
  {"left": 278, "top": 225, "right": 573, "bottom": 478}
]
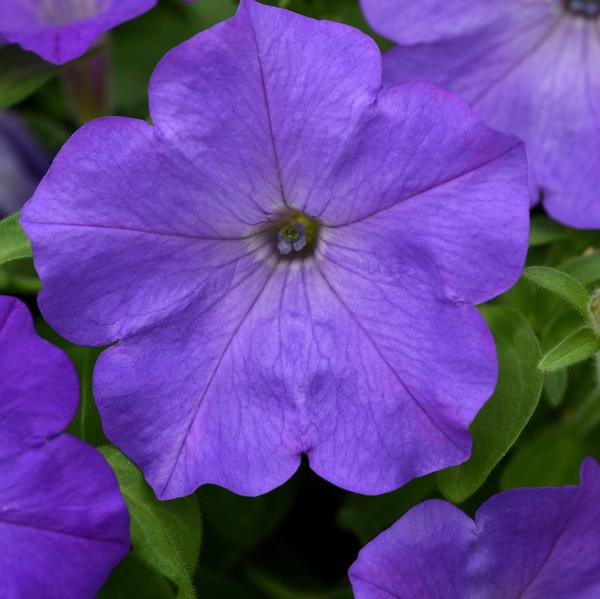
[{"left": 3, "top": 0, "right": 600, "bottom": 597}]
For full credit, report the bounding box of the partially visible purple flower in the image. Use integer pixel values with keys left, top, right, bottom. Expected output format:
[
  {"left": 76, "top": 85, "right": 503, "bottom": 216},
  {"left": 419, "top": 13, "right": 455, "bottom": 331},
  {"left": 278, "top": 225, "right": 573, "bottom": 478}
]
[
  {"left": 0, "top": 112, "right": 48, "bottom": 217},
  {"left": 0, "top": 296, "right": 129, "bottom": 597},
  {"left": 361, "top": 0, "right": 600, "bottom": 229},
  {"left": 350, "top": 458, "right": 600, "bottom": 599},
  {"left": 22, "top": 0, "right": 529, "bottom": 499},
  {"left": 0, "top": 0, "right": 157, "bottom": 64}
]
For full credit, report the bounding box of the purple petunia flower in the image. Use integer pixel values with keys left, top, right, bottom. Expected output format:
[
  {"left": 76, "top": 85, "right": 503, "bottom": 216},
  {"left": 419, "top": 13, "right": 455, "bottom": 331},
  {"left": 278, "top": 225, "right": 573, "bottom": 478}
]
[
  {"left": 0, "top": 296, "right": 129, "bottom": 597},
  {"left": 349, "top": 458, "right": 600, "bottom": 598},
  {"left": 21, "top": 0, "right": 529, "bottom": 499},
  {"left": 360, "top": 0, "right": 600, "bottom": 229},
  {"left": 0, "top": 112, "right": 49, "bottom": 217},
  {"left": 0, "top": 0, "right": 157, "bottom": 64}
]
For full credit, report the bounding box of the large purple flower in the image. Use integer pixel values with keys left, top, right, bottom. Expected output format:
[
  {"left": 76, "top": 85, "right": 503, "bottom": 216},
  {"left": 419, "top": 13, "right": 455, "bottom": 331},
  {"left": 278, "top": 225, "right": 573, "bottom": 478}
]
[
  {"left": 0, "top": 0, "right": 157, "bottom": 64},
  {"left": 361, "top": 0, "right": 600, "bottom": 229},
  {"left": 0, "top": 296, "right": 129, "bottom": 597},
  {"left": 350, "top": 458, "right": 600, "bottom": 598},
  {"left": 21, "top": 0, "right": 529, "bottom": 499}
]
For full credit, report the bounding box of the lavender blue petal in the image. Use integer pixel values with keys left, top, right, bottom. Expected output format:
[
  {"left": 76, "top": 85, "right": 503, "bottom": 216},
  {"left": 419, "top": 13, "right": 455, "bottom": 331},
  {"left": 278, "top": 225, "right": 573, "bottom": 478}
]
[
  {"left": 0, "top": 296, "right": 129, "bottom": 597},
  {"left": 350, "top": 458, "right": 600, "bottom": 598},
  {"left": 0, "top": 0, "right": 157, "bottom": 64},
  {"left": 363, "top": 0, "right": 600, "bottom": 228}
]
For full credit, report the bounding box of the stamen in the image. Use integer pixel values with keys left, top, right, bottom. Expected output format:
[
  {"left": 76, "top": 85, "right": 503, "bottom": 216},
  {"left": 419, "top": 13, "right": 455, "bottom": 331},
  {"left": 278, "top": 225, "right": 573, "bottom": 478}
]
[
  {"left": 564, "top": 0, "right": 600, "bottom": 18},
  {"left": 273, "top": 212, "right": 319, "bottom": 257}
]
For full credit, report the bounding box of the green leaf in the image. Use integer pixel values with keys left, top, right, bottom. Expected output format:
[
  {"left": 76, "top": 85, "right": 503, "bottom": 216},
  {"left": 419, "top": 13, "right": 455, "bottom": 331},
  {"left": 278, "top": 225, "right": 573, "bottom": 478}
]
[
  {"left": 500, "top": 428, "right": 587, "bottom": 489},
  {"left": 0, "top": 213, "right": 32, "bottom": 266},
  {"left": 0, "top": 46, "right": 55, "bottom": 109},
  {"left": 562, "top": 253, "right": 600, "bottom": 287},
  {"left": 529, "top": 214, "right": 569, "bottom": 247},
  {"left": 67, "top": 346, "right": 107, "bottom": 446},
  {"left": 543, "top": 369, "right": 568, "bottom": 407},
  {"left": 101, "top": 447, "right": 201, "bottom": 599},
  {"left": 198, "top": 479, "right": 295, "bottom": 555},
  {"left": 436, "top": 306, "right": 543, "bottom": 503},
  {"left": 336, "top": 476, "right": 435, "bottom": 544},
  {"left": 195, "top": 569, "right": 260, "bottom": 599},
  {"left": 539, "top": 327, "right": 600, "bottom": 372},
  {"left": 99, "top": 555, "right": 175, "bottom": 599},
  {"left": 523, "top": 266, "right": 590, "bottom": 317}
]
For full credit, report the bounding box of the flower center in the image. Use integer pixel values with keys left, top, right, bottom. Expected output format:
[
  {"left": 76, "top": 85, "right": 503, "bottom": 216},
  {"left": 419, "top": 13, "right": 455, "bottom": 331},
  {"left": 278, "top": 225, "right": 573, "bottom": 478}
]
[
  {"left": 563, "top": 0, "right": 600, "bottom": 18},
  {"left": 39, "top": 0, "right": 107, "bottom": 25},
  {"left": 274, "top": 212, "right": 319, "bottom": 257}
]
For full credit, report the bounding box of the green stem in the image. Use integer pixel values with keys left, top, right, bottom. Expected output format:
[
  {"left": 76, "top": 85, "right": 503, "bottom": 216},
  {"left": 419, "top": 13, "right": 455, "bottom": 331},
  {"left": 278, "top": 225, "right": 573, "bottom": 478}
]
[{"left": 61, "top": 41, "right": 110, "bottom": 125}]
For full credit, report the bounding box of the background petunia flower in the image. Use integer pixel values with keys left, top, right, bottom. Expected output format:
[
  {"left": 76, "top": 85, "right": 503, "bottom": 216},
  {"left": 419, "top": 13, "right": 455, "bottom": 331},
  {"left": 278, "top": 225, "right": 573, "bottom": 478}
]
[
  {"left": 0, "top": 0, "right": 157, "bottom": 64},
  {"left": 0, "top": 112, "right": 49, "bottom": 217},
  {"left": 349, "top": 458, "right": 600, "bottom": 598},
  {"left": 361, "top": 0, "right": 600, "bottom": 229},
  {"left": 21, "top": 0, "right": 529, "bottom": 499},
  {"left": 0, "top": 296, "right": 129, "bottom": 597}
]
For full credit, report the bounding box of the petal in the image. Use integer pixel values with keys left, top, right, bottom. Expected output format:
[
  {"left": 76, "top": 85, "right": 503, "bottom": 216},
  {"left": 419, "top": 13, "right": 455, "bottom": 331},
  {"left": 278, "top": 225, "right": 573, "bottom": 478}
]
[
  {"left": 0, "top": 0, "right": 157, "bottom": 64},
  {"left": 349, "top": 500, "right": 474, "bottom": 599},
  {"left": 22, "top": 117, "right": 268, "bottom": 346},
  {"left": 0, "top": 435, "right": 129, "bottom": 598},
  {"left": 349, "top": 459, "right": 600, "bottom": 599},
  {"left": 473, "top": 457, "right": 600, "bottom": 598},
  {"left": 149, "top": 0, "right": 382, "bottom": 216},
  {"left": 313, "top": 82, "right": 529, "bottom": 304},
  {"left": 381, "top": 9, "right": 600, "bottom": 228},
  {"left": 93, "top": 256, "right": 299, "bottom": 499},
  {"left": 309, "top": 234, "right": 497, "bottom": 492},
  {"left": 95, "top": 233, "right": 495, "bottom": 499},
  {"left": 359, "top": 0, "right": 520, "bottom": 45},
  {"left": 313, "top": 82, "right": 528, "bottom": 231},
  {"left": 0, "top": 296, "right": 77, "bottom": 455}
]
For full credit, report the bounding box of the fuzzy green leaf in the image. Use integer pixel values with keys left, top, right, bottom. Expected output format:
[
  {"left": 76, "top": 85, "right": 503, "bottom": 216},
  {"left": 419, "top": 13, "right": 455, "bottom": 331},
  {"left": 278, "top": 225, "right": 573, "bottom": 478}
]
[
  {"left": 101, "top": 447, "right": 201, "bottom": 599},
  {"left": 0, "top": 213, "right": 32, "bottom": 266},
  {"left": 0, "top": 46, "right": 55, "bottom": 109},
  {"left": 539, "top": 327, "right": 600, "bottom": 372},
  {"left": 523, "top": 266, "right": 590, "bottom": 317},
  {"left": 436, "top": 306, "right": 543, "bottom": 503}
]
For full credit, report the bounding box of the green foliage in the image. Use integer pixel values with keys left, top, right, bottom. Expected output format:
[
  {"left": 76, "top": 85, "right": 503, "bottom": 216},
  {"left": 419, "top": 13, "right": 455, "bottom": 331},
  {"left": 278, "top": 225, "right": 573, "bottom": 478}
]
[
  {"left": 99, "top": 556, "right": 175, "bottom": 599},
  {"left": 500, "top": 428, "right": 588, "bottom": 489},
  {"left": 101, "top": 447, "right": 201, "bottom": 599},
  {"left": 436, "top": 306, "right": 543, "bottom": 503},
  {"left": 539, "top": 327, "right": 600, "bottom": 372},
  {"left": 543, "top": 369, "right": 568, "bottom": 407},
  {"left": 523, "top": 266, "right": 590, "bottom": 317},
  {"left": 0, "top": 213, "right": 32, "bottom": 266},
  {"left": 529, "top": 214, "right": 569, "bottom": 247},
  {"left": 0, "top": 214, "right": 39, "bottom": 295},
  {"left": 0, "top": 46, "right": 55, "bottom": 110},
  {"left": 197, "top": 479, "right": 296, "bottom": 563},
  {"left": 562, "top": 253, "right": 600, "bottom": 287},
  {"left": 337, "top": 476, "right": 436, "bottom": 544}
]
